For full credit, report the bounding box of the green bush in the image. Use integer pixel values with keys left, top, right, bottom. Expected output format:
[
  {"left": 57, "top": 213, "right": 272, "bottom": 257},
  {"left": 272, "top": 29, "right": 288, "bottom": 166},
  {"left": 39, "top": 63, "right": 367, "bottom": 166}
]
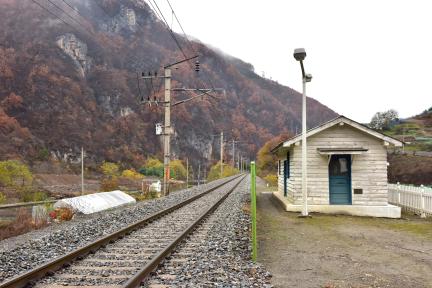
[
  {"left": 139, "top": 166, "right": 164, "bottom": 177},
  {"left": 37, "top": 148, "right": 50, "bottom": 161},
  {"left": 0, "top": 192, "right": 6, "bottom": 204},
  {"left": 20, "top": 188, "right": 48, "bottom": 202},
  {"left": 0, "top": 160, "right": 33, "bottom": 188}
]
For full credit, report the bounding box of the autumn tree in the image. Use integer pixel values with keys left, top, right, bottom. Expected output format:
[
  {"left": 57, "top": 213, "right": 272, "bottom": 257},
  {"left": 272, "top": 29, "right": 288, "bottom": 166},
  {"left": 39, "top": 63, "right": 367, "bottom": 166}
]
[
  {"left": 100, "top": 161, "right": 120, "bottom": 177},
  {"left": 0, "top": 160, "right": 33, "bottom": 188},
  {"left": 256, "top": 133, "right": 291, "bottom": 176},
  {"left": 139, "top": 157, "right": 164, "bottom": 177},
  {"left": 100, "top": 161, "right": 120, "bottom": 191},
  {"left": 207, "top": 162, "right": 239, "bottom": 181},
  {"left": 170, "top": 160, "right": 186, "bottom": 180},
  {"left": 121, "top": 168, "right": 142, "bottom": 180}
]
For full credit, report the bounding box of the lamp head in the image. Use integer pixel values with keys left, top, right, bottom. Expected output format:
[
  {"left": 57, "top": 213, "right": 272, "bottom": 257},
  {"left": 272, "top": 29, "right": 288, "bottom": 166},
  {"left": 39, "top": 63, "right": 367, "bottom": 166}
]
[{"left": 293, "top": 48, "right": 306, "bottom": 61}]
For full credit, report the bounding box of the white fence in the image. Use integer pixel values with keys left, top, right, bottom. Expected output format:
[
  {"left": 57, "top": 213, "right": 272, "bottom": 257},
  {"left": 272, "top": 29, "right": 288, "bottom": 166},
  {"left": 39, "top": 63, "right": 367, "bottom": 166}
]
[{"left": 388, "top": 183, "right": 432, "bottom": 217}]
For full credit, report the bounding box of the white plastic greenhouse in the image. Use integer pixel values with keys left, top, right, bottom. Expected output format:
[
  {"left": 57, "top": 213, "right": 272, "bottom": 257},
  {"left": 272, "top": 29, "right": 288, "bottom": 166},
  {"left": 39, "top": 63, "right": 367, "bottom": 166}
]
[{"left": 54, "top": 190, "right": 136, "bottom": 214}]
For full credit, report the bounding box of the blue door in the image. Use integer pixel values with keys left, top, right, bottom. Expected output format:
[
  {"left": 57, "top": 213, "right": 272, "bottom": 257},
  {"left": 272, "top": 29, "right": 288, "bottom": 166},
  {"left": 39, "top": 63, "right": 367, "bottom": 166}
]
[
  {"left": 329, "top": 155, "right": 352, "bottom": 205},
  {"left": 283, "top": 160, "right": 288, "bottom": 197}
]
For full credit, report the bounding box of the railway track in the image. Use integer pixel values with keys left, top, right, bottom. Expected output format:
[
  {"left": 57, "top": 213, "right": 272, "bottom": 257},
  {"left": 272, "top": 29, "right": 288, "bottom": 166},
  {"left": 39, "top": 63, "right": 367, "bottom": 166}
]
[{"left": 0, "top": 175, "right": 245, "bottom": 288}]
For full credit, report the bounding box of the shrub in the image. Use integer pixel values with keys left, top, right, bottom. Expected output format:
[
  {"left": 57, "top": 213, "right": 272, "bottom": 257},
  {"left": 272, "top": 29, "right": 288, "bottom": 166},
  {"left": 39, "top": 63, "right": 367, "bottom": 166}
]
[
  {"left": 170, "top": 160, "right": 186, "bottom": 180},
  {"left": 263, "top": 174, "right": 278, "bottom": 186},
  {"left": 207, "top": 162, "right": 239, "bottom": 181},
  {"left": 121, "top": 169, "right": 143, "bottom": 180},
  {"left": 0, "top": 192, "right": 5, "bottom": 204},
  {"left": 139, "top": 157, "right": 165, "bottom": 177},
  {"left": 139, "top": 166, "right": 163, "bottom": 177},
  {"left": 20, "top": 189, "right": 48, "bottom": 202},
  {"left": 100, "top": 177, "right": 119, "bottom": 191},
  {"left": 146, "top": 157, "right": 163, "bottom": 169},
  {"left": 0, "top": 160, "right": 33, "bottom": 188},
  {"left": 37, "top": 148, "right": 50, "bottom": 161},
  {"left": 100, "top": 161, "right": 119, "bottom": 177}
]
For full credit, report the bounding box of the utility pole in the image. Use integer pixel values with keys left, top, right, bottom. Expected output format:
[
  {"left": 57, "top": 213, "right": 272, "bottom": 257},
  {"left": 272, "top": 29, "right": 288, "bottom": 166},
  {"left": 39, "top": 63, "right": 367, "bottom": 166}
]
[
  {"left": 141, "top": 55, "right": 224, "bottom": 196},
  {"left": 232, "top": 139, "right": 235, "bottom": 167},
  {"left": 163, "top": 67, "right": 171, "bottom": 196},
  {"left": 203, "top": 167, "right": 207, "bottom": 183},
  {"left": 220, "top": 131, "right": 224, "bottom": 178},
  {"left": 186, "top": 157, "right": 189, "bottom": 188},
  {"left": 198, "top": 163, "right": 201, "bottom": 186},
  {"left": 81, "top": 147, "right": 84, "bottom": 195}
]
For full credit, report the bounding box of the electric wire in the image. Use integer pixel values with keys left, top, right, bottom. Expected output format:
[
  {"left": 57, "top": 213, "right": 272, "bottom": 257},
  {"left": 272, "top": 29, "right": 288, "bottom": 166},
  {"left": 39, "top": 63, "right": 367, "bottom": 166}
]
[
  {"left": 45, "top": 0, "right": 95, "bottom": 36},
  {"left": 150, "top": 0, "right": 192, "bottom": 68},
  {"left": 31, "top": 0, "right": 89, "bottom": 36},
  {"left": 164, "top": 0, "right": 216, "bottom": 90}
]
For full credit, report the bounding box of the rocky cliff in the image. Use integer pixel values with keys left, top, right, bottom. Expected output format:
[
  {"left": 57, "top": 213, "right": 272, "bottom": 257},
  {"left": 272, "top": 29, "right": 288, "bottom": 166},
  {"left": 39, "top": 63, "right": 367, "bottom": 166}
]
[{"left": 0, "top": 0, "right": 337, "bottom": 170}]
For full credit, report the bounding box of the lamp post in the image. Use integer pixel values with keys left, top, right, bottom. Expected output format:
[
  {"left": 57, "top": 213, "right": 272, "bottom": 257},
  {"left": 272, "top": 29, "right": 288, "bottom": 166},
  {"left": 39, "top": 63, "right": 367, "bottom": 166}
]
[{"left": 294, "top": 48, "right": 312, "bottom": 217}]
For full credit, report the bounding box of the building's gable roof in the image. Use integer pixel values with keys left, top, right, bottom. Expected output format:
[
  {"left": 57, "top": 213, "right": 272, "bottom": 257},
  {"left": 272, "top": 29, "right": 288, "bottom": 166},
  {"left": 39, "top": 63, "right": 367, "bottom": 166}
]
[{"left": 271, "top": 115, "right": 403, "bottom": 153}]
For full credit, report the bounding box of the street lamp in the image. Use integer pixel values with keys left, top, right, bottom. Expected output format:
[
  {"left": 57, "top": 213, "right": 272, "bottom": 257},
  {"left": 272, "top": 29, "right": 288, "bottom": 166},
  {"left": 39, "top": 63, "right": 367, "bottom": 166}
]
[{"left": 294, "top": 48, "right": 312, "bottom": 217}]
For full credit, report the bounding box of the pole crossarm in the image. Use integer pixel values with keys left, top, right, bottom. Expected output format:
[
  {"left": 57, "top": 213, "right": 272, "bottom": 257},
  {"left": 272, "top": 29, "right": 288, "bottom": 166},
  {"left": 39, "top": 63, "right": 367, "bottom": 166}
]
[
  {"left": 171, "top": 88, "right": 223, "bottom": 107},
  {"left": 164, "top": 55, "right": 199, "bottom": 69}
]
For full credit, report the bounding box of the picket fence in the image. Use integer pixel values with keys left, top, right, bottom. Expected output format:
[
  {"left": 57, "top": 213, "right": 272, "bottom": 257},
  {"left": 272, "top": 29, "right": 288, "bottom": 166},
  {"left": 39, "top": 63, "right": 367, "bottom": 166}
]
[{"left": 388, "top": 183, "right": 432, "bottom": 217}]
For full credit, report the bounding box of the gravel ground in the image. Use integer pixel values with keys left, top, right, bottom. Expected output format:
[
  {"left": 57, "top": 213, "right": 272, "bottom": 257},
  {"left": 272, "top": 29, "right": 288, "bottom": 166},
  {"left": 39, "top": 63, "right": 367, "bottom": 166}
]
[
  {"left": 0, "top": 176, "right": 238, "bottom": 283},
  {"left": 36, "top": 177, "right": 244, "bottom": 286},
  {"left": 146, "top": 175, "right": 272, "bottom": 287}
]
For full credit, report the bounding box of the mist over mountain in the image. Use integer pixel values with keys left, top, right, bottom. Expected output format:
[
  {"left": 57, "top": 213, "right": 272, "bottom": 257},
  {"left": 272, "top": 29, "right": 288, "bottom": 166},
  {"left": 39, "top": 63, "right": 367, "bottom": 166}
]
[{"left": 0, "top": 0, "right": 337, "bottom": 169}]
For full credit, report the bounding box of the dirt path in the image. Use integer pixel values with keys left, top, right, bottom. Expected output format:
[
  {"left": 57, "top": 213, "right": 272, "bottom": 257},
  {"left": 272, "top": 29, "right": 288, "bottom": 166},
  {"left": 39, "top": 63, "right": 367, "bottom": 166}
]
[{"left": 257, "top": 186, "right": 432, "bottom": 288}]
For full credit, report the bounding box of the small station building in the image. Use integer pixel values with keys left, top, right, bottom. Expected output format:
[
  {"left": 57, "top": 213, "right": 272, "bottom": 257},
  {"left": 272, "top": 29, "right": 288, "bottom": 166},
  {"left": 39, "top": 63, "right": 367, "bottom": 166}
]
[{"left": 271, "top": 116, "right": 402, "bottom": 218}]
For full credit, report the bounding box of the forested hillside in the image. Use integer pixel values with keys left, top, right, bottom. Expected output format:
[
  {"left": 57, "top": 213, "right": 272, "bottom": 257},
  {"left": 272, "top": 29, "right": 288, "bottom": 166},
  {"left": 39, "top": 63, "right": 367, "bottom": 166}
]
[{"left": 0, "top": 0, "right": 337, "bottom": 170}]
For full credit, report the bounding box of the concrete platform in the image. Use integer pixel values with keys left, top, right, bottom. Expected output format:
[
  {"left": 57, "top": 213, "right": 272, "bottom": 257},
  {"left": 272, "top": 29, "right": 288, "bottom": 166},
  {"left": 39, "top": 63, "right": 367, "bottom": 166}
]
[{"left": 273, "top": 192, "right": 401, "bottom": 218}]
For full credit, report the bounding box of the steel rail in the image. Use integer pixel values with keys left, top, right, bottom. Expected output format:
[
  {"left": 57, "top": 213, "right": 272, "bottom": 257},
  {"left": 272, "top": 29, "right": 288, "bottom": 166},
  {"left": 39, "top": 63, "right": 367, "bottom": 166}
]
[
  {"left": 123, "top": 175, "right": 245, "bottom": 288},
  {"left": 0, "top": 175, "right": 243, "bottom": 288}
]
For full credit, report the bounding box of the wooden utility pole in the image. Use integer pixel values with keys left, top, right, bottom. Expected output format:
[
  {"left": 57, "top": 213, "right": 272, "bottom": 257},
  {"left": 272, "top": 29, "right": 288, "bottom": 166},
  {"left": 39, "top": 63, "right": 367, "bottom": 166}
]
[
  {"left": 220, "top": 131, "right": 224, "bottom": 178},
  {"left": 186, "top": 157, "right": 189, "bottom": 189},
  {"left": 232, "top": 139, "right": 235, "bottom": 167},
  {"left": 81, "top": 147, "right": 84, "bottom": 195},
  {"left": 198, "top": 163, "right": 201, "bottom": 186},
  {"left": 203, "top": 167, "right": 207, "bottom": 183}
]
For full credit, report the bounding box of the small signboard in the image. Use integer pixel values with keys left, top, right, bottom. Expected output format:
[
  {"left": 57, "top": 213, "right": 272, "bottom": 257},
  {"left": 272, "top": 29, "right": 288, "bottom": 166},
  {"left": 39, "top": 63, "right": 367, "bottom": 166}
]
[{"left": 155, "top": 123, "right": 163, "bottom": 135}]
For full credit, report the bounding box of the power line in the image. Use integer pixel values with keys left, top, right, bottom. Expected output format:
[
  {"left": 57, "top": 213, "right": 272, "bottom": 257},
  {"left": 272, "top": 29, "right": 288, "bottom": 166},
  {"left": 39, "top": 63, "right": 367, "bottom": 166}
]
[
  {"left": 45, "top": 0, "right": 95, "bottom": 36},
  {"left": 164, "top": 0, "right": 216, "bottom": 90},
  {"left": 60, "top": 0, "right": 78, "bottom": 13},
  {"left": 150, "top": 0, "right": 192, "bottom": 67},
  {"left": 31, "top": 0, "right": 88, "bottom": 35},
  {"left": 147, "top": 0, "right": 166, "bottom": 24}
]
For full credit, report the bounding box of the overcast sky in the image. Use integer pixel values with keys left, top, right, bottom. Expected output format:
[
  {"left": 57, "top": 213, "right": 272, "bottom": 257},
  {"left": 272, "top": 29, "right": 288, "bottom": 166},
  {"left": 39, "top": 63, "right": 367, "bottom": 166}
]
[{"left": 155, "top": 0, "right": 431, "bottom": 123}]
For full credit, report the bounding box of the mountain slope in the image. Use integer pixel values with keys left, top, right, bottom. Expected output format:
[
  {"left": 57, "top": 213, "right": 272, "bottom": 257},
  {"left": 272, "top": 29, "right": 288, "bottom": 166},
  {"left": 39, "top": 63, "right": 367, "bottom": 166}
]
[{"left": 0, "top": 0, "right": 337, "bottom": 169}]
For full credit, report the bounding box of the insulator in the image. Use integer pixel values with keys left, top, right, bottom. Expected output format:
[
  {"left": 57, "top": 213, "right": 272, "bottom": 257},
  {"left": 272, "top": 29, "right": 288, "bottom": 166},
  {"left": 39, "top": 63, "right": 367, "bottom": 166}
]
[
  {"left": 195, "top": 60, "right": 200, "bottom": 72},
  {"left": 141, "top": 72, "right": 145, "bottom": 77}
]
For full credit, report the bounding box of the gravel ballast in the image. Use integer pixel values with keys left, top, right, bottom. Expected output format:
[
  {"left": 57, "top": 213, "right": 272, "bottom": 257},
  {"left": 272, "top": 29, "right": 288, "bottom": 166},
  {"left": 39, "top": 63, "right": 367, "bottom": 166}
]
[
  {"left": 146, "top": 176, "right": 272, "bottom": 287},
  {"left": 0, "top": 176, "right": 238, "bottom": 283}
]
